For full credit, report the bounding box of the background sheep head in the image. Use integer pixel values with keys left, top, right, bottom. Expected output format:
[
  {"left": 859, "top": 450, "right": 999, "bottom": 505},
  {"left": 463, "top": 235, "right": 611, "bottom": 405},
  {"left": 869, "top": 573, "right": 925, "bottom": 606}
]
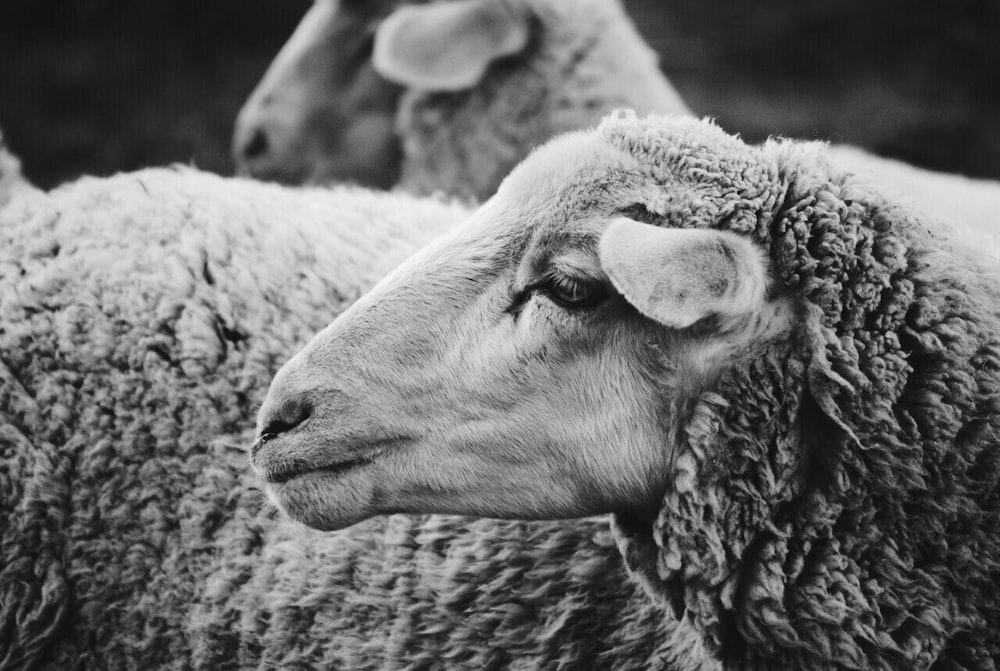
[
  {"left": 232, "top": 0, "right": 689, "bottom": 200},
  {"left": 232, "top": 0, "right": 405, "bottom": 188}
]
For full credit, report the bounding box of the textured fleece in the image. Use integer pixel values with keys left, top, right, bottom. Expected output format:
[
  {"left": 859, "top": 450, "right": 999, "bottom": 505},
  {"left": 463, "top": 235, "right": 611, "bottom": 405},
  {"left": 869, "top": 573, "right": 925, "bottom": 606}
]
[
  {"left": 826, "top": 144, "right": 1000, "bottom": 256},
  {"left": 0, "top": 168, "right": 710, "bottom": 670},
  {"left": 188, "top": 514, "right": 709, "bottom": 671},
  {"left": 601, "top": 112, "right": 1000, "bottom": 670},
  {"left": 395, "top": 0, "right": 689, "bottom": 202}
]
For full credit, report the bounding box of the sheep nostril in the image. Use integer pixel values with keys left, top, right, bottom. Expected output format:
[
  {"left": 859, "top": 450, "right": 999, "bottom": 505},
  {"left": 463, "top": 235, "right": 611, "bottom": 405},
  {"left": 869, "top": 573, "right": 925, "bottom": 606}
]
[
  {"left": 242, "top": 128, "right": 270, "bottom": 160},
  {"left": 256, "top": 398, "right": 312, "bottom": 449}
]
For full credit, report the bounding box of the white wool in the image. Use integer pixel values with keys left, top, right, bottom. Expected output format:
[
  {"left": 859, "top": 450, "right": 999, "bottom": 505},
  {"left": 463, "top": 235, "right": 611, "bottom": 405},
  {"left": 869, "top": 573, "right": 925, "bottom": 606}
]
[{"left": 827, "top": 144, "right": 1000, "bottom": 258}]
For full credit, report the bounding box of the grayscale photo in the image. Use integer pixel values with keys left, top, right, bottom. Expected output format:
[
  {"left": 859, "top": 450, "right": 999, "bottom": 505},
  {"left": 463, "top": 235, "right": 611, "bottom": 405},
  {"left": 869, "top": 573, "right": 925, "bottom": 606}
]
[{"left": 2, "top": 1, "right": 999, "bottom": 669}]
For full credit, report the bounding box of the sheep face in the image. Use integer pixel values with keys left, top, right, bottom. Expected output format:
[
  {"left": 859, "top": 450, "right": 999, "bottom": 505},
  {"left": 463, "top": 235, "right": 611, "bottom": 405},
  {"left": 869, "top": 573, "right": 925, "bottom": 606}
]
[
  {"left": 235, "top": 0, "right": 689, "bottom": 200},
  {"left": 233, "top": 0, "right": 536, "bottom": 189},
  {"left": 252, "top": 122, "right": 792, "bottom": 531},
  {"left": 233, "top": 0, "right": 404, "bottom": 187}
]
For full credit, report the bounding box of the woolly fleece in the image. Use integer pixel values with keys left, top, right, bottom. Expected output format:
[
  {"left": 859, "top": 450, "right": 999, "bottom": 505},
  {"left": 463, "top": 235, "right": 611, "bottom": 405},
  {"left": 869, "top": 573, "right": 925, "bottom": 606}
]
[
  {"left": 826, "top": 144, "right": 1000, "bottom": 258},
  {"left": 598, "top": 112, "right": 1000, "bottom": 670},
  {"left": 189, "top": 514, "right": 709, "bottom": 670},
  {"left": 0, "top": 168, "right": 709, "bottom": 670}
]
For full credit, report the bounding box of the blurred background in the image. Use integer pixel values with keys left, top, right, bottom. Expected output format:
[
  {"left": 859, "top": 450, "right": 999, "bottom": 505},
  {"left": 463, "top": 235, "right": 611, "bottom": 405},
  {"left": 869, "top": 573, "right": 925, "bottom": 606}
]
[{"left": 2, "top": 0, "right": 998, "bottom": 190}]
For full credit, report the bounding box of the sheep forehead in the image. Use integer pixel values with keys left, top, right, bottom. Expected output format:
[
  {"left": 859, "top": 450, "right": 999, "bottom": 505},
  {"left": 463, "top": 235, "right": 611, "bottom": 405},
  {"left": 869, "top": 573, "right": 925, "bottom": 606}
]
[
  {"left": 499, "top": 131, "right": 633, "bottom": 201},
  {"left": 465, "top": 115, "right": 759, "bottom": 269},
  {"left": 597, "top": 112, "right": 750, "bottom": 172},
  {"left": 489, "top": 131, "right": 648, "bottom": 245}
]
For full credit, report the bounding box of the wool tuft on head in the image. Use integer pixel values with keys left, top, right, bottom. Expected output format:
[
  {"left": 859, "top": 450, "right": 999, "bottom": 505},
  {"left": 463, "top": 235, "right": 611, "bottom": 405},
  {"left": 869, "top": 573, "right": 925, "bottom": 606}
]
[{"left": 604, "top": 112, "right": 1000, "bottom": 669}]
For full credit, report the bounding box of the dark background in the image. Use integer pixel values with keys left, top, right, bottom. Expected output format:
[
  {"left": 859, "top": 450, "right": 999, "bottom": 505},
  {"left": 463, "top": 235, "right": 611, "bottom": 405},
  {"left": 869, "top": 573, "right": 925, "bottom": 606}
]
[{"left": 2, "top": 0, "right": 998, "bottom": 190}]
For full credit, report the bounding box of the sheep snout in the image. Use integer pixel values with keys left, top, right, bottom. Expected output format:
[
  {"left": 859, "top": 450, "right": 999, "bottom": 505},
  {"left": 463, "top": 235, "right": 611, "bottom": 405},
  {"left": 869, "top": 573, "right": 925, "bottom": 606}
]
[{"left": 253, "top": 396, "right": 312, "bottom": 457}]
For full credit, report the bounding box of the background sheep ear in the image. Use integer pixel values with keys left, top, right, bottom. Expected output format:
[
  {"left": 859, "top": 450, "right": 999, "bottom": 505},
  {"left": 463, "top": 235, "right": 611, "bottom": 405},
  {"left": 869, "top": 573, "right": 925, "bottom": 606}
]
[
  {"left": 598, "top": 217, "right": 769, "bottom": 329},
  {"left": 372, "top": 0, "right": 531, "bottom": 91}
]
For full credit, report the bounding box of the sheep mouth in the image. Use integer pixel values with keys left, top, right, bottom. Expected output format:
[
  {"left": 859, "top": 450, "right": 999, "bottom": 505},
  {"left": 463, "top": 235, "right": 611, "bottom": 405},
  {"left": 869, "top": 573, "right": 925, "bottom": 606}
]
[{"left": 263, "top": 454, "right": 375, "bottom": 485}]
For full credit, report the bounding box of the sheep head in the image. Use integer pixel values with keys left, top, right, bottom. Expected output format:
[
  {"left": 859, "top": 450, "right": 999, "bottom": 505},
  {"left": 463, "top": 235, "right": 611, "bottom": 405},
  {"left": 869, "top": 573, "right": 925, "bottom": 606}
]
[
  {"left": 233, "top": 0, "right": 690, "bottom": 200},
  {"left": 233, "top": 0, "right": 538, "bottom": 190},
  {"left": 233, "top": 0, "right": 405, "bottom": 187},
  {"left": 250, "top": 113, "right": 794, "bottom": 534},
  {"left": 253, "top": 112, "right": 1000, "bottom": 668}
]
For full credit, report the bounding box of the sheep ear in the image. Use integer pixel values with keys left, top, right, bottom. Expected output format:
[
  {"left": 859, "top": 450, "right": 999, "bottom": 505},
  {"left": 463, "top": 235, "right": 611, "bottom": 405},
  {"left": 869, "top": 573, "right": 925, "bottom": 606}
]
[
  {"left": 372, "top": 0, "right": 531, "bottom": 91},
  {"left": 598, "top": 217, "right": 770, "bottom": 329}
]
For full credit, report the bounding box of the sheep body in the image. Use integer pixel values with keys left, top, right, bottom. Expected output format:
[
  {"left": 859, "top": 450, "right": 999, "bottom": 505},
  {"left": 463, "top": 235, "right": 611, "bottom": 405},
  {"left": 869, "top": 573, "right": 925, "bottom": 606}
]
[
  {"left": 0, "top": 169, "right": 453, "bottom": 668},
  {"left": 0, "top": 168, "right": 709, "bottom": 670}
]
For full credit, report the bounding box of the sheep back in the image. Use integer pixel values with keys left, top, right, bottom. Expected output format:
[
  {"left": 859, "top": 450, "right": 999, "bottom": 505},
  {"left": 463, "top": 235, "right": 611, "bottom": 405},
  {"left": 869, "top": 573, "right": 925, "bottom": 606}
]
[{"left": 0, "top": 168, "right": 464, "bottom": 668}]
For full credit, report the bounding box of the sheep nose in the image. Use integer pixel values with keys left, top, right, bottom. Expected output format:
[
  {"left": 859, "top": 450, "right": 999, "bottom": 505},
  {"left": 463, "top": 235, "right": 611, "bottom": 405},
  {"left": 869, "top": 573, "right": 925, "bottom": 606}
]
[
  {"left": 253, "top": 396, "right": 312, "bottom": 456},
  {"left": 240, "top": 127, "right": 270, "bottom": 161}
]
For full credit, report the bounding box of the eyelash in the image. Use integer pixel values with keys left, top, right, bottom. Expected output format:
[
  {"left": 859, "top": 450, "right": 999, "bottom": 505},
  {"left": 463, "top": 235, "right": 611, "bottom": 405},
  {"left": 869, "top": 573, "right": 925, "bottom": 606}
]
[{"left": 508, "top": 275, "right": 608, "bottom": 314}]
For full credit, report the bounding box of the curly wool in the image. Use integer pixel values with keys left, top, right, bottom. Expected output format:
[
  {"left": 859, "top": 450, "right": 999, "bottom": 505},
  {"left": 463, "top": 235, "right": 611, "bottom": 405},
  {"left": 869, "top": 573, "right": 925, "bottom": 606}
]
[
  {"left": 188, "top": 514, "right": 709, "bottom": 670},
  {"left": 825, "top": 145, "right": 1000, "bottom": 256},
  {"left": 604, "top": 112, "right": 1000, "bottom": 670},
  {"left": 0, "top": 168, "right": 709, "bottom": 670}
]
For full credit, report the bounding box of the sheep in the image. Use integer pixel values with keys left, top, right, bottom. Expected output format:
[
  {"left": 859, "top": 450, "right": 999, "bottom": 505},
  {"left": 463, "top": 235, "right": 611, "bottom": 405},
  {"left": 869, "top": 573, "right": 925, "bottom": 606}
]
[
  {"left": 233, "top": 0, "right": 1000, "bottom": 236},
  {"left": 255, "top": 110, "right": 1000, "bottom": 670},
  {"left": 232, "top": 0, "right": 690, "bottom": 201},
  {"left": 0, "top": 167, "right": 711, "bottom": 669}
]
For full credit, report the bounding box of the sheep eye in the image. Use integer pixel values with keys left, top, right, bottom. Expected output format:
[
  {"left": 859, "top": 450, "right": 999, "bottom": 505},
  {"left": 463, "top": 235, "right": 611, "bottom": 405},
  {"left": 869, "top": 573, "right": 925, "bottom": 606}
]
[
  {"left": 505, "top": 275, "right": 607, "bottom": 317},
  {"left": 539, "top": 275, "right": 607, "bottom": 310}
]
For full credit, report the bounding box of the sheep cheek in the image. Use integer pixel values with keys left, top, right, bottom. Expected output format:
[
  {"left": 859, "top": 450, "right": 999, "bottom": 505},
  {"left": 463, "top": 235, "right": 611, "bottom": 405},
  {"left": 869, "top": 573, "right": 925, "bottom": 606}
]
[{"left": 516, "top": 327, "right": 672, "bottom": 516}]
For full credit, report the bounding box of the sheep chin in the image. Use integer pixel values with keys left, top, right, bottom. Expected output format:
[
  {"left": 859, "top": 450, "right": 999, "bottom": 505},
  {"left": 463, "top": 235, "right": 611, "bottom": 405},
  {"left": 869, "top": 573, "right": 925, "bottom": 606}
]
[{"left": 265, "top": 461, "right": 382, "bottom": 531}]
